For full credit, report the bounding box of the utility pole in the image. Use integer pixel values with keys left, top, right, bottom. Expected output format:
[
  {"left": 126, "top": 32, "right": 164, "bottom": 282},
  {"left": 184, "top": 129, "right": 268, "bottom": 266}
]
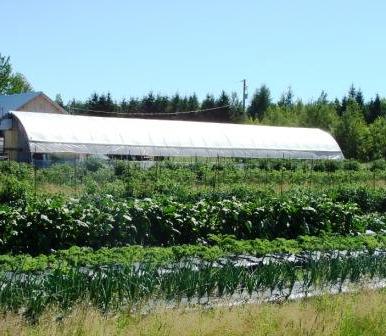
[{"left": 242, "top": 79, "right": 248, "bottom": 113}]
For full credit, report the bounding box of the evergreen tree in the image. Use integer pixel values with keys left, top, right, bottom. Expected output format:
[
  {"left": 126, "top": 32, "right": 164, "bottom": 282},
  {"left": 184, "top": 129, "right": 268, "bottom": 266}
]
[
  {"left": 333, "top": 98, "right": 342, "bottom": 115},
  {"left": 201, "top": 94, "right": 216, "bottom": 109},
  {"left": 277, "top": 87, "right": 294, "bottom": 108},
  {"left": 55, "top": 94, "right": 64, "bottom": 108},
  {"left": 366, "top": 94, "right": 382, "bottom": 123},
  {"left": 87, "top": 93, "right": 99, "bottom": 110},
  {"left": 338, "top": 97, "right": 348, "bottom": 116},
  {"left": 215, "top": 90, "right": 231, "bottom": 122},
  {"left": 355, "top": 89, "right": 364, "bottom": 108},
  {"left": 247, "top": 85, "right": 271, "bottom": 121},
  {"left": 106, "top": 92, "right": 114, "bottom": 112},
  {"left": 170, "top": 93, "right": 182, "bottom": 113},
  {"left": 200, "top": 94, "right": 216, "bottom": 121},
  {"left": 187, "top": 94, "right": 199, "bottom": 111},
  {"left": 180, "top": 96, "right": 189, "bottom": 112},
  {"left": 141, "top": 92, "right": 156, "bottom": 114},
  {"left": 120, "top": 98, "right": 128, "bottom": 113},
  {"left": 154, "top": 94, "right": 168, "bottom": 114},
  {"left": 128, "top": 98, "right": 140, "bottom": 114},
  {"left": 98, "top": 94, "right": 107, "bottom": 111},
  {"left": 335, "top": 100, "right": 371, "bottom": 160},
  {"left": 348, "top": 84, "right": 356, "bottom": 100},
  {"left": 317, "top": 90, "right": 328, "bottom": 104}
]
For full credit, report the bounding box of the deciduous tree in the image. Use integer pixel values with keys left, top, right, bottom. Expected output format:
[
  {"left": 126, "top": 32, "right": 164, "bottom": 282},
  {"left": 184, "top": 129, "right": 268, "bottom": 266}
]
[{"left": 0, "top": 53, "right": 32, "bottom": 94}]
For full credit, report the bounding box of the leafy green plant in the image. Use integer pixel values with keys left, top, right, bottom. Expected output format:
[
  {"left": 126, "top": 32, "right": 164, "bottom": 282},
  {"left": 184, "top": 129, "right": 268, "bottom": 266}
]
[
  {"left": 0, "top": 175, "right": 30, "bottom": 204},
  {"left": 1, "top": 252, "right": 386, "bottom": 320},
  {"left": 1, "top": 191, "right": 385, "bottom": 254}
]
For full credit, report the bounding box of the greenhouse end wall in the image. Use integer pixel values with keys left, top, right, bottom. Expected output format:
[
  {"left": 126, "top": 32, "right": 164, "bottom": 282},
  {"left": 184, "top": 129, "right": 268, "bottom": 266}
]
[{"left": 4, "top": 118, "right": 31, "bottom": 162}]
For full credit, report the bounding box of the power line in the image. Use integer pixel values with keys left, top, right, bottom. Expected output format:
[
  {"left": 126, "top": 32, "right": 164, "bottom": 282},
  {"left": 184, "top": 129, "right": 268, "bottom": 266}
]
[{"left": 69, "top": 104, "right": 231, "bottom": 116}]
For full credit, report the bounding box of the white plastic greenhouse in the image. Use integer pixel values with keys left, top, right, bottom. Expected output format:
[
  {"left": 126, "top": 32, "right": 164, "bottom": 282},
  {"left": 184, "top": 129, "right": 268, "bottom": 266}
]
[{"left": 4, "top": 111, "right": 344, "bottom": 161}]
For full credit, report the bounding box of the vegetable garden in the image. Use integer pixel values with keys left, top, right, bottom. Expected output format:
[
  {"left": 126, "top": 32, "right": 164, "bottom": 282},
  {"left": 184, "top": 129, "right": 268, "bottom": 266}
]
[{"left": 1, "top": 158, "right": 386, "bottom": 320}]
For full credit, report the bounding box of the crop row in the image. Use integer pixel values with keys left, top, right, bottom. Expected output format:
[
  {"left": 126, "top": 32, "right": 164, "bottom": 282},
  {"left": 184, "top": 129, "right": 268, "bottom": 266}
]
[
  {"left": 3, "top": 192, "right": 386, "bottom": 254},
  {"left": 2, "top": 159, "right": 386, "bottom": 201},
  {"left": 0, "top": 159, "right": 379, "bottom": 180},
  {"left": 0, "top": 234, "right": 385, "bottom": 272},
  {"left": 3, "top": 158, "right": 386, "bottom": 207},
  {"left": 2, "top": 253, "right": 386, "bottom": 321}
]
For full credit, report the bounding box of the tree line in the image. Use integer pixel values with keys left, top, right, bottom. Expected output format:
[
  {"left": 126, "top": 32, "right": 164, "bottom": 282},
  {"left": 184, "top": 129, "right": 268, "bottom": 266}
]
[
  {"left": 60, "top": 91, "right": 244, "bottom": 123},
  {"left": 246, "top": 85, "right": 386, "bottom": 161}
]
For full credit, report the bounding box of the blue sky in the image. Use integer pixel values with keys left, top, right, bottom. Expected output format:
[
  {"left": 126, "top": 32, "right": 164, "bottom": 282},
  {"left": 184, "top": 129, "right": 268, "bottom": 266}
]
[{"left": 1, "top": 0, "right": 385, "bottom": 103}]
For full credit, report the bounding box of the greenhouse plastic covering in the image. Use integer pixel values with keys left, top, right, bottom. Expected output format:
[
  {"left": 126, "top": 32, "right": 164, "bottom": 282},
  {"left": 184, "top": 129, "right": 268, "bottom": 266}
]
[{"left": 11, "top": 111, "right": 344, "bottom": 159}]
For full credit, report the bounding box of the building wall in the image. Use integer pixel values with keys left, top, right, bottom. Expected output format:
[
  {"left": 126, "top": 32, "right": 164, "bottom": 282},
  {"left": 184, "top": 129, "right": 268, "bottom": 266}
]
[
  {"left": 19, "top": 95, "right": 64, "bottom": 114},
  {"left": 1, "top": 94, "right": 65, "bottom": 161},
  {"left": 4, "top": 119, "right": 30, "bottom": 162}
]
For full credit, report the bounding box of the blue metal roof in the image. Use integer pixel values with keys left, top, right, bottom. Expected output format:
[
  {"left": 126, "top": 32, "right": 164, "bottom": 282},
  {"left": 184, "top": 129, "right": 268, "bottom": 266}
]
[{"left": 0, "top": 92, "right": 42, "bottom": 116}]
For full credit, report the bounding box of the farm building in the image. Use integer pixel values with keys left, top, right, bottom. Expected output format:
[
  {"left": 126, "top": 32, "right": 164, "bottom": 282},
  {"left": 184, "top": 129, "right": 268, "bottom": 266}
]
[
  {"left": 2, "top": 111, "right": 344, "bottom": 162},
  {"left": 0, "top": 91, "right": 66, "bottom": 117},
  {"left": 0, "top": 92, "right": 66, "bottom": 158}
]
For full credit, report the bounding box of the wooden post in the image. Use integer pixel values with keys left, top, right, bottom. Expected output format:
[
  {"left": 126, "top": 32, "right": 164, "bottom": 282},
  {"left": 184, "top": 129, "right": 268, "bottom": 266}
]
[
  {"left": 373, "top": 169, "right": 376, "bottom": 190},
  {"left": 310, "top": 159, "right": 314, "bottom": 189},
  {"left": 280, "top": 153, "right": 285, "bottom": 195},
  {"left": 33, "top": 146, "right": 37, "bottom": 198},
  {"left": 215, "top": 155, "right": 220, "bottom": 190},
  {"left": 74, "top": 155, "right": 78, "bottom": 193}
]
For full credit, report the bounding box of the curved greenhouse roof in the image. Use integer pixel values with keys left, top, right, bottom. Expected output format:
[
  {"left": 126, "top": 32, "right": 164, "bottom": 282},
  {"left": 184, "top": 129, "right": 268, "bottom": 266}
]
[{"left": 11, "top": 111, "right": 344, "bottom": 159}]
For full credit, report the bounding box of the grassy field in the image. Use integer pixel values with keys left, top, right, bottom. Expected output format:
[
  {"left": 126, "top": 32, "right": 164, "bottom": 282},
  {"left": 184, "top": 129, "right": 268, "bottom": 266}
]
[{"left": 1, "top": 289, "right": 385, "bottom": 336}]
